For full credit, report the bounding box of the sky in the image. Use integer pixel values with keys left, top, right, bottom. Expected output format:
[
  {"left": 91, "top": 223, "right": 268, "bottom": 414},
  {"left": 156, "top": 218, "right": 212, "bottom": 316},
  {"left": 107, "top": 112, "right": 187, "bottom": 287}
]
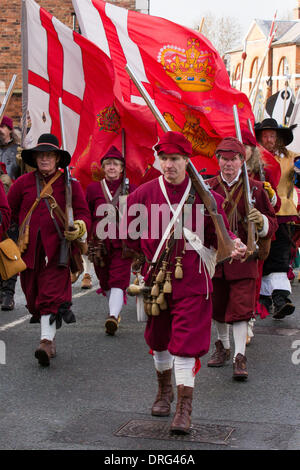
[{"left": 148, "top": 0, "right": 298, "bottom": 35}]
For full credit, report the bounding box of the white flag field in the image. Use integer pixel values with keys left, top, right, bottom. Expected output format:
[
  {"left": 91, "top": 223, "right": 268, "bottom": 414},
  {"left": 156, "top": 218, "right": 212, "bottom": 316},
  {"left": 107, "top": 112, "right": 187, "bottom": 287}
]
[{"left": 21, "top": 0, "right": 116, "bottom": 157}]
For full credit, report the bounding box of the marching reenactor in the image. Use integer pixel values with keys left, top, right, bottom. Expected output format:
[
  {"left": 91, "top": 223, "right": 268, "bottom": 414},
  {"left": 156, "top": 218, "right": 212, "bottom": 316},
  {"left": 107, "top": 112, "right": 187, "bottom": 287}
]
[
  {"left": 86, "top": 146, "right": 135, "bottom": 336},
  {"left": 0, "top": 179, "right": 11, "bottom": 240},
  {"left": 7, "top": 133, "right": 91, "bottom": 367},
  {"left": 242, "top": 129, "right": 281, "bottom": 339},
  {"left": 242, "top": 129, "right": 280, "bottom": 212},
  {"left": 255, "top": 118, "right": 300, "bottom": 319},
  {"left": 122, "top": 131, "right": 247, "bottom": 435},
  {"left": 207, "top": 137, "right": 278, "bottom": 380},
  {"left": 0, "top": 115, "right": 22, "bottom": 311},
  {"left": 0, "top": 116, "right": 21, "bottom": 181}
]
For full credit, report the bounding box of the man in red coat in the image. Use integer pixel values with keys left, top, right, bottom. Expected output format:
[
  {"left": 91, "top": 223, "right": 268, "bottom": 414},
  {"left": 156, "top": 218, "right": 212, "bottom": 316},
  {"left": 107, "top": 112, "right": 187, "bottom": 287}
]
[
  {"left": 208, "top": 137, "right": 278, "bottom": 380},
  {"left": 122, "top": 131, "right": 247, "bottom": 435},
  {"left": 255, "top": 118, "right": 299, "bottom": 319},
  {"left": 86, "top": 146, "right": 134, "bottom": 336},
  {"left": 8, "top": 134, "right": 91, "bottom": 367}
]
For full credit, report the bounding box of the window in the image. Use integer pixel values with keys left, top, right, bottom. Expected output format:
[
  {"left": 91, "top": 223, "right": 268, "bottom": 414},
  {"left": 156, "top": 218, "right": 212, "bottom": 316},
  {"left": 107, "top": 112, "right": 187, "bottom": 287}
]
[
  {"left": 249, "top": 57, "right": 260, "bottom": 93},
  {"left": 276, "top": 57, "right": 289, "bottom": 91}
]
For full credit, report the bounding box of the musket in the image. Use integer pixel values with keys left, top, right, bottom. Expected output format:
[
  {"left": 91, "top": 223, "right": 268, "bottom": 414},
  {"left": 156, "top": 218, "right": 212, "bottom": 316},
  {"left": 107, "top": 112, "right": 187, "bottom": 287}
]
[
  {"left": 58, "top": 97, "right": 74, "bottom": 231},
  {"left": 58, "top": 97, "right": 74, "bottom": 267},
  {"left": 233, "top": 105, "right": 257, "bottom": 259},
  {"left": 125, "top": 64, "right": 235, "bottom": 263},
  {"left": 0, "top": 74, "right": 17, "bottom": 123}
]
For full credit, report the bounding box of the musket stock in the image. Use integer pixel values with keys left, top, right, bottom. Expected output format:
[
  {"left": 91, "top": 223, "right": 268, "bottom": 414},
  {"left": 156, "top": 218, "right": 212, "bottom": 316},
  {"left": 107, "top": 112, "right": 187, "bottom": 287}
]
[{"left": 125, "top": 64, "right": 235, "bottom": 263}]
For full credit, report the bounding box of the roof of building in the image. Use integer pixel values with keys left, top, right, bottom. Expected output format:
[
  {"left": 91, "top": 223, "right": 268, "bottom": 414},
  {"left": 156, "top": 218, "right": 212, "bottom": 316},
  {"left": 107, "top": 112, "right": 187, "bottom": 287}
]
[
  {"left": 255, "top": 19, "right": 297, "bottom": 42},
  {"left": 272, "top": 21, "right": 300, "bottom": 45},
  {"left": 226, "top": 19, "right": 300, "bottom": 54}
]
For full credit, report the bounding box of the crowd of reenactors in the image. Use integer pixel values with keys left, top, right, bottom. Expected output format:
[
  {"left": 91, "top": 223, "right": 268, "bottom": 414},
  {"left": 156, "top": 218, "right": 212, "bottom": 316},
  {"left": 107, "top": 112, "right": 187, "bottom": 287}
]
[{"left": 0, "top": 112, "right": 299, "bottom": 435}]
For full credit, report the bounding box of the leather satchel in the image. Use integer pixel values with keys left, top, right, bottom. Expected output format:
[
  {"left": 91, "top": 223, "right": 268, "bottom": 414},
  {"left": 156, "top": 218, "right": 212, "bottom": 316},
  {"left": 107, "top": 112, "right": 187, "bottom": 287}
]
[{"left": 0, "top": 238, "right": 27, "bottom": 280}]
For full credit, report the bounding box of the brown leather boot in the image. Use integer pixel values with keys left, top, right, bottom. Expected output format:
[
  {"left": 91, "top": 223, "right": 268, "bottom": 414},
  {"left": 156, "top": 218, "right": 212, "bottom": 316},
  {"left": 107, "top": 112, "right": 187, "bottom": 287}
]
[
  {"left": 151, "top": 369, "right": 174, "bottom": 417},
  {"left": 207, "top": 340, "right": 230, "bottom": 367},
  {"left": 170, "top": 385, "right": 193, "bottom": 435},
  {"left": 105, "top": 315, "right": 121, "bottom": 336},
  {"left": 233, "top": 353, "right": 248, "bottom": 381},
  {"left": 34, "top": 339, "right": 53, "bottom": 367}
]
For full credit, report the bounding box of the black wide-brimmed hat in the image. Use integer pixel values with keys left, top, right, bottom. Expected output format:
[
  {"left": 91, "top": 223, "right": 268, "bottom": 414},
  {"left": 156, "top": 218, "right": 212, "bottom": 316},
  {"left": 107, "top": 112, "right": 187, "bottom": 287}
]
[
  {"left": 254, "top": 118, "right": 296, "bottom": 146},
  {"left": 21, "top": 133, "right": 71, "bottom": 169}
]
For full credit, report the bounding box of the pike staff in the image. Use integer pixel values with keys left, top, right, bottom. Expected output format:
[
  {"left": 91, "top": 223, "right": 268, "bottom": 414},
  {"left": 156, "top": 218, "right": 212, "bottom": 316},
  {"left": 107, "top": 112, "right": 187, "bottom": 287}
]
[
  {"left": 249, "top": 10, "right": 277, "bottom": 107},
  {"left": 0, "top": 75, "right": 17, "bottom": 123}
]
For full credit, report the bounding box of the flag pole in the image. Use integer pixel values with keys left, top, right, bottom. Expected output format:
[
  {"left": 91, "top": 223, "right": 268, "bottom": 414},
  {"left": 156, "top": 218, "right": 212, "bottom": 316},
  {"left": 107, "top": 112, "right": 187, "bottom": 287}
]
[
  {"left": 198, "top": 17, "right": 205, "bottom": 33},
  {"left": 250, "top": 27, "right": 277, "bottom": 109},
  {"left": 239, "top": 40, "right": 247, "bottom": 91},
  {"left": 0, "top": 74, "right": 17, "bottom": 123},
  {"left": 125, "top": 63, "right": 236, "bottom": 263}
]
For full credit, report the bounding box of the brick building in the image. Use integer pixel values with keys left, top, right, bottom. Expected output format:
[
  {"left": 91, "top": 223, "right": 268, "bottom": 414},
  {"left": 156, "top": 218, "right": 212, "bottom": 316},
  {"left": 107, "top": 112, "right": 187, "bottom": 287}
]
[
  {"left": 0, "top": 0, "right": 136, "bottom": 127},
  {"left": 228, "top": 1, "right": 300, "bottom": 116}
]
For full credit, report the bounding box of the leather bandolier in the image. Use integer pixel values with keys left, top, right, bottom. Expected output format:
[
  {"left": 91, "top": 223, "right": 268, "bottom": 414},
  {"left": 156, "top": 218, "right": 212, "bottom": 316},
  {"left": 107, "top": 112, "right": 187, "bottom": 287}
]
[{"left": 87, "top": 178, "right": 133, "bottom": 267}]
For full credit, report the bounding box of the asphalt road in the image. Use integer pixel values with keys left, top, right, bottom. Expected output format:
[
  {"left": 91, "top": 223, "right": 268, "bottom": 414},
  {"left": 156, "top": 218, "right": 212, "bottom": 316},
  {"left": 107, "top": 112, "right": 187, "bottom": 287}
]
[{"left": 0, "top": 270, "right": 299, "bottom": 454}]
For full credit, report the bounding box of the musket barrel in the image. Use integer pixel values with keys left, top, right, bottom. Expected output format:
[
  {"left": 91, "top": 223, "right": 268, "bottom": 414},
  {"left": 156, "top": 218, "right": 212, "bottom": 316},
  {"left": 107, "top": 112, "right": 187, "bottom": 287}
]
[{"left": 233, "top": 105, "right": 257, "bottom": 258}]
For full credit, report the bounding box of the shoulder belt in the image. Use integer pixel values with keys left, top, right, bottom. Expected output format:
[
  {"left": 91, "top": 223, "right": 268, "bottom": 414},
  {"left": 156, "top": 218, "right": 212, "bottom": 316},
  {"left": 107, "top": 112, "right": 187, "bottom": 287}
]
[{"left": 18, "top": 170, "right": 62, "bottom": 237}]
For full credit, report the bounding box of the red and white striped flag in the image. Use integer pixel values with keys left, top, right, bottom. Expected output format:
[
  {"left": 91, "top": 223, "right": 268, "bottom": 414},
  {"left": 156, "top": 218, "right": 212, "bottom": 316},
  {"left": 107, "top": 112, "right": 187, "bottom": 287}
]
[{"left": 21, "top": 0, "right": 157, "bottom": 188}]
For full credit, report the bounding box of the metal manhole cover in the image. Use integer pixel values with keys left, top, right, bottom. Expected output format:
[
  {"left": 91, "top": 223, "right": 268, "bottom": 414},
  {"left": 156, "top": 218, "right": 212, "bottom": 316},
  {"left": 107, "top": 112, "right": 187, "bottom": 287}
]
[{"left": 114, "top": 419, "right": 235, "bottom": 445}]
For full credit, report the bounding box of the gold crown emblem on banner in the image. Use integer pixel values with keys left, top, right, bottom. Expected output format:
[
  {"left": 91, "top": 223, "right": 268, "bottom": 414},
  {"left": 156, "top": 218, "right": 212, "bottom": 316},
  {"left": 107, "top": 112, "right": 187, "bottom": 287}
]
[{"left": 158, "top": 38, "right": 216, "bottom": 92}]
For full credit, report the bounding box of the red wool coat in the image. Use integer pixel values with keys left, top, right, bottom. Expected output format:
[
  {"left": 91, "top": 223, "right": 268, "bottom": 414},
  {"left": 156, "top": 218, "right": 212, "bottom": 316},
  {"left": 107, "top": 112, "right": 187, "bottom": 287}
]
[
  {"left": 8, "top": 171, "right": 91, "bottom": 268},
  {"left": 123, "top": 175, "right": 234, "bottom": 358},
  {"left": 208, "top": 174, "right": 278, "bottom": 280},
  {"left": 86, "top": 177, "right": 135, "bottom": 291}
]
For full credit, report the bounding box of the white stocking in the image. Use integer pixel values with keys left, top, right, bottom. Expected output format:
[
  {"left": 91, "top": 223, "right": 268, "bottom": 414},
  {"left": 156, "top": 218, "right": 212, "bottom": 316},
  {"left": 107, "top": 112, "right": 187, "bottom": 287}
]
[
  {"left": 153, "top": 350, "right": 174, "bottom": 372},
  {"left": 40, "top": 315, "right": 56, "bottom": 341},
  {"left": 82, "top": 255, "right": 93, "bottom": 275},
  {"left": 109, "top": 287, "right": 124, "bottom": 318},
  {"left": 174, "top": 356, "right": 195, "bottom": 388},
  {"left": 233, "top": 321, "right": 248, "bottom": 360},
  {"left": 215, "top": 321, "right": 230, "bottom": 349}
]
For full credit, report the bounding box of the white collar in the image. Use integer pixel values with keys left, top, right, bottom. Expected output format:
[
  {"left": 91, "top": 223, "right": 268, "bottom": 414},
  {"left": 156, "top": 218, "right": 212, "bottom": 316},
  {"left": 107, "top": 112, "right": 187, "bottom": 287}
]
[{"left": 220, "top": 168, "right": 242, "bottom": 187}]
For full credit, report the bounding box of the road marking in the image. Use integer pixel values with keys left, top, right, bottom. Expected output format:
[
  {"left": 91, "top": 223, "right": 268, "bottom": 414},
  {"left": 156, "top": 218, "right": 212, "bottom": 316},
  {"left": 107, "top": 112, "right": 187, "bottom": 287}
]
[
  {"left": 73, "top": 286, "right": 98, "bottom": 298},
  {"left": 0, "top": 287, "right": 98, "bottom": 332},
  {"left": 0, "top": 315, "right": 31, "bottom": 332}
]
